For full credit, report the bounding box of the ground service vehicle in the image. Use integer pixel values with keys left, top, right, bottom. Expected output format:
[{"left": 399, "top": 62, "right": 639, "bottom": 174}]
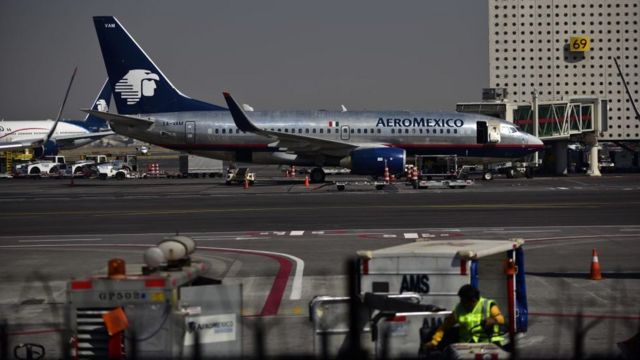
[
  {"left": 14, "top": 155, "right": 66, "bottom": 178},
  {"left": 225, "top": 167, "right": 255, "bottom": 185},
  {"left": 179, "top": 154, "right": 223, "bottom": 178},
  {"left": 97, "top": 160, "right": 137, "bottom": 180}
]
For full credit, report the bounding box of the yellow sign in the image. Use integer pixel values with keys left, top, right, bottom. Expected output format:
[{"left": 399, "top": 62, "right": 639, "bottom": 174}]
[
  {"left": 570, "top": 36, "right": 590, "bottom": 52},
  {"left": 150, "top": 292, "right": 166, "bottom": 302}
]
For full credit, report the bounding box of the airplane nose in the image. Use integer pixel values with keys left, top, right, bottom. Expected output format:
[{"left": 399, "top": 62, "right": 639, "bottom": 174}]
[{"left": 528, "top": 134, "right": 544, "bottom": 147}]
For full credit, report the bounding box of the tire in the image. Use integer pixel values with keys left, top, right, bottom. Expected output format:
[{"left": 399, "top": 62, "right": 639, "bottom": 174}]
[
  {"left": 99, "top": 173, "right": 108, "bottom": 180},
  {"left": 310, "top": 167, "right": 326, "bottom": 183},
  {"left": 525, "top": 167, "right": 534, "bottom": 179},
  {"left": 375, "top": 184, "right": 385, "bottom": 190},
  {"left": 337, "top": 184, "right": 346, "bottom": 191},
  {"left": 115, "top": 171, "right": 126, "bottom": 180},
  {"left": 506, "top": 168, "right": 515, "bottom": 179},
  {"left": 482, "top": 172, "right": 494, "bottom": 181}
]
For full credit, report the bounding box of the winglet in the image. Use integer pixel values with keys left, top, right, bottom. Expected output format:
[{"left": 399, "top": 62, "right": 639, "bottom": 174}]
[
  {"left": 45, "top": 66, "right": 78, "bottom": 144},
  {"left": 223, "top": 92, "right": 260, "bottom": 133}
]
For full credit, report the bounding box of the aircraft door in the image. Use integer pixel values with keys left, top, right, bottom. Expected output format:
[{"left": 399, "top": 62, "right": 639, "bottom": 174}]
[
  {"left": 341, "top": 125, "right": 350, "bottom": 141},
  {"left": 476, "top": 121, "right": 488, "bottom": 144},
  {"left": 186, "top": 121, "right": 196, "bottom": 144}
]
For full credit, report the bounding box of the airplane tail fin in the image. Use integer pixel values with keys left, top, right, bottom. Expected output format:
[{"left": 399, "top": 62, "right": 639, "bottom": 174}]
[
  {"left": 81, "top": 79, "right": 112, "bottom": 131},
  {"left": 93, "top": 16, "right": 226, "bottom": 115}
]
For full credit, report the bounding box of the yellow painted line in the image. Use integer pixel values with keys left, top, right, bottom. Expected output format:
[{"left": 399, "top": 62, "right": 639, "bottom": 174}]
[{"left": 0, "top": 202, "right": 624, "bottom": 218}]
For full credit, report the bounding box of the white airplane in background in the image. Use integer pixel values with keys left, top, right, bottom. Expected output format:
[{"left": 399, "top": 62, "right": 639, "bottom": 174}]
[{"left": 0, "top": 77, "right": 114, "bottom": 157}]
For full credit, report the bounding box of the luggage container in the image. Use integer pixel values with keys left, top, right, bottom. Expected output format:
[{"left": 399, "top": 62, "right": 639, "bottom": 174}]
[{"left": 357, "top": 239, "right": 528, "bottom": 334}]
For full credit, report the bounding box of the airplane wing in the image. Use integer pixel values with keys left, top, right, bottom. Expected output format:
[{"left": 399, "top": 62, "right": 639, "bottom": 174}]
[
  {"left": 222, "top": 92, "right": 386, "bottom": 158},
  {"left": 83, "top": 110, "right": 155, "bottom": 129},
  {"left": 0, "top": 140, "right": 44, "bottom": 152}
]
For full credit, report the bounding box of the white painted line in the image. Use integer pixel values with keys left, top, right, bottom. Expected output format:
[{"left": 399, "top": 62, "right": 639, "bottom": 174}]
[
  {"left": 273, "top": 231, "right": 286, "bottom": 236},
  {"left": 311, "top": 231, "right": 325, "bottom": 235},
  {"left": 404, "top": 233, "right": 418, "bottom": 239},
  {"left": 421, "top": 233, "right": 436, "bottom": 238},
  {"left": 619, "top": 228, "right": 640, "bottom": 232},
  {"left": 383, "top": 234, "right": 397, "bottom": 238},
  {"left": 290, "top": 231, "right": 304, "bottom": 236},
  {"left": 195, "top": 237, "right": 271, "bottom": 241},
  {"left": 199, "top": 246, "right": 305, "bottom": 301},
  {"left": 0, "top": 243, "right": 305, "bottom": 301},
  {"left": 18, "top": 238, "right": 102, "bottom": 243},
  {"left": 484, "top": 230, "right": 560, "bottom": 233}
]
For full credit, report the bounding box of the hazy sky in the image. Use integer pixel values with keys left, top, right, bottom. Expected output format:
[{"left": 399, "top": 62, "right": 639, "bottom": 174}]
[{"left": 0, "top": 0, "right": 488, "bottom": 120}]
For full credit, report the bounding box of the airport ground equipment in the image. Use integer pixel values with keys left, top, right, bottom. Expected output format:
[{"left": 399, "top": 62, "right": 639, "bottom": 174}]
[
  {"left": 96, "top": 160, "right": 136, "bottom": 180},
  {"left": 67, "top": 236, "right": 242, "bottom": 359},
  {"left": 13, "top": 155, "right": 66, "bottom": 178},
  {"left": 1, "top": 151, "right": 32, "bottom": 176},
  {"left": 224, "top": 167, "right": 255, "bottom": 185},
  {"left": 179, "top": 154, "right": 223, "bottom": 178},
  {"left": 309, "top": 293, "right": 447, "bottom": 358},
  {"left": 96, "top": 155, "right": 138, "bottom": 180},
  {"left": 357, "top": 239, "right": 528, "bottom": 335}
]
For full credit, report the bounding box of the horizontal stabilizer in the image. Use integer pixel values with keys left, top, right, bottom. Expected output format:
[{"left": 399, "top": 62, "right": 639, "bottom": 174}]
[{"left": 83, "top": 110, "right": 154, "bottom": 128}]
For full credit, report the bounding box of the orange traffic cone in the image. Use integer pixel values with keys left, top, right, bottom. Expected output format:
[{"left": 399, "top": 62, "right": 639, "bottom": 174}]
[
  {"left": 243, "top": 178, "right": 249, "bottom": 190},
  {"left": 304, "top": 175, "right": 310, "bottom": 188},
  {"left": 590, "top": 248, "right": 602, "bottom": 280}
]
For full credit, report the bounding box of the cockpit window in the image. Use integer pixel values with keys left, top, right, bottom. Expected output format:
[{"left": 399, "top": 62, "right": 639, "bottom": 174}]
[{"left": 501, "top": 125, "right": 519, "bottom": 134}]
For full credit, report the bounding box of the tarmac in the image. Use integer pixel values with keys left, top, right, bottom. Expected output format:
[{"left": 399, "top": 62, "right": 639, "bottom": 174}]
[{"left": 0, "top": 171, "right": 639, "bottom": 358}]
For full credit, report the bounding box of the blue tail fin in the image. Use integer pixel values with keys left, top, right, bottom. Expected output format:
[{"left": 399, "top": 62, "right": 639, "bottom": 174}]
[
  {"left": 93, "top": 16, "right": 226, "bottom": 114},
  {"left": 67, "top": 79, "right": 112, "bottom": 132}
]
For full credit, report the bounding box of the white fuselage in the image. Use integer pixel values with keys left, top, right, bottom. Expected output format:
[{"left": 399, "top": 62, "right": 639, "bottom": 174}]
[{"left": 0, "top": 120, "right": 93, "bottom": 149}]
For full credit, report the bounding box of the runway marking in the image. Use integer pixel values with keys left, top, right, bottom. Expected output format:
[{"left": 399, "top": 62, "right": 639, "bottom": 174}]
[
  {"left": 524, "top": 234, "right": 640, "bottom": 243},
  {"left": 0, "top": 243, "right": 304, "bottom": 316},
  {"left": 404, "top": 233, "right": 419, "bottom": 239},
  {"left": 529, "top": 312, "right": 640, "bottom": 321},
  {"left": 199, "top": 246, "right": 304, "bottom": 303},
  {"left": 290, "top": 231, "right": 304, "bottom": 236},
  {"left": 1, "top": 201, "right": 631, "bottom": 218},
  {"left": 484, "top": 229, "right": 560, "bottom": 234},
  {"left": 17, "top": 238, "right": 102, "bottom": 243}
]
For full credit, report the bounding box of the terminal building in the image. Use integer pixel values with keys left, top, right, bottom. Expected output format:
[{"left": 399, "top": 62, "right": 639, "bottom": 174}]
[{"left": 458, "top": 0, "right": 640, "bottom": 174}]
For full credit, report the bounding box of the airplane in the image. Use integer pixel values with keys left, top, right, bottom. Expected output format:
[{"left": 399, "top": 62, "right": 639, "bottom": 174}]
[
  {"left": 88, "top": 16, "right": 544, "bottom": 183},
  {"left": 0, "top": 79, "right": 114, "bottom": 157}
]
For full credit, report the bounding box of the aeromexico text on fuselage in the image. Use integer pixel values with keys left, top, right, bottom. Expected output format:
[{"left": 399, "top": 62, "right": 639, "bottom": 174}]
[{"left": 376, "top": 117, "right": 464, "bottom": 128}]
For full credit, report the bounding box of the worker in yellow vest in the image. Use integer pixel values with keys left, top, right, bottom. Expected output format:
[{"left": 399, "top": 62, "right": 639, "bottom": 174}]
[{"left": 425, "top": 284, "right": 506, "bottom": 351}]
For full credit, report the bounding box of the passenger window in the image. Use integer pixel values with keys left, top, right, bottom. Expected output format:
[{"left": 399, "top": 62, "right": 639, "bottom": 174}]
[
  {"left": 405, "top": 129, "right": 409, "bottom": 134},
  {"left": 391, "top": 129, "right": 395, "bottom": 134},
  {"left": 222, "top": 129, "right": 226, "bottom": 134},
  {"left": 446, "top": 129, "right": 451, "bottom": 134},
  {"left": 363, "top": 129, "right": 368, "bottom": 134},
  {"left": 357, "top": 129, "right": 361, "bottom": 134},
  {"left": 285, "top": 129, "right": 289, "bottom": 133},
  {"left": 299, "top": 129, "right": 302, "bottom": 134},
  {"left": 320, "top": 129, "right": 324, "bottom": 134},
  {"left": 350, "top": 129, "right": 354, "bottom": 133},
  {"left": 454, "top": 129, "right": 458, "bottom": 134},
  {"left": 312, "top": 129, "right": 316, "bottom": 134},
  {"left": 412, "top": 129, "right": 416, "bottom": 134},
  {"left": 335, "top": 129, "right": 339, "bottom": 134},
  {"left": 377, "top": 129, "right": 381, "bottom": 134},
  {"left": 440, "top": 129, "right": 444, "bottom": 134},
  {"left": 215, "top": 129, "right": 219, "bottom": 134},
  {"left": 305, "top": 129, "right": 309, "bottom": 133}
]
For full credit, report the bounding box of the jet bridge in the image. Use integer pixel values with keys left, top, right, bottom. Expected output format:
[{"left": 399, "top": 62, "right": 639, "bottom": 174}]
[{"left": 457, "top": 96, "right": 606, "bottom": 175}]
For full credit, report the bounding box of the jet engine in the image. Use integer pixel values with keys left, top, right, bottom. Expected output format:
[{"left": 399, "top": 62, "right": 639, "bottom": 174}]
[
  {"left": 340, "top": 147, "right": 406, "bottom": 176},
  {"left": 33, "top": 140, "right": 60, "bottom": 158}
]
